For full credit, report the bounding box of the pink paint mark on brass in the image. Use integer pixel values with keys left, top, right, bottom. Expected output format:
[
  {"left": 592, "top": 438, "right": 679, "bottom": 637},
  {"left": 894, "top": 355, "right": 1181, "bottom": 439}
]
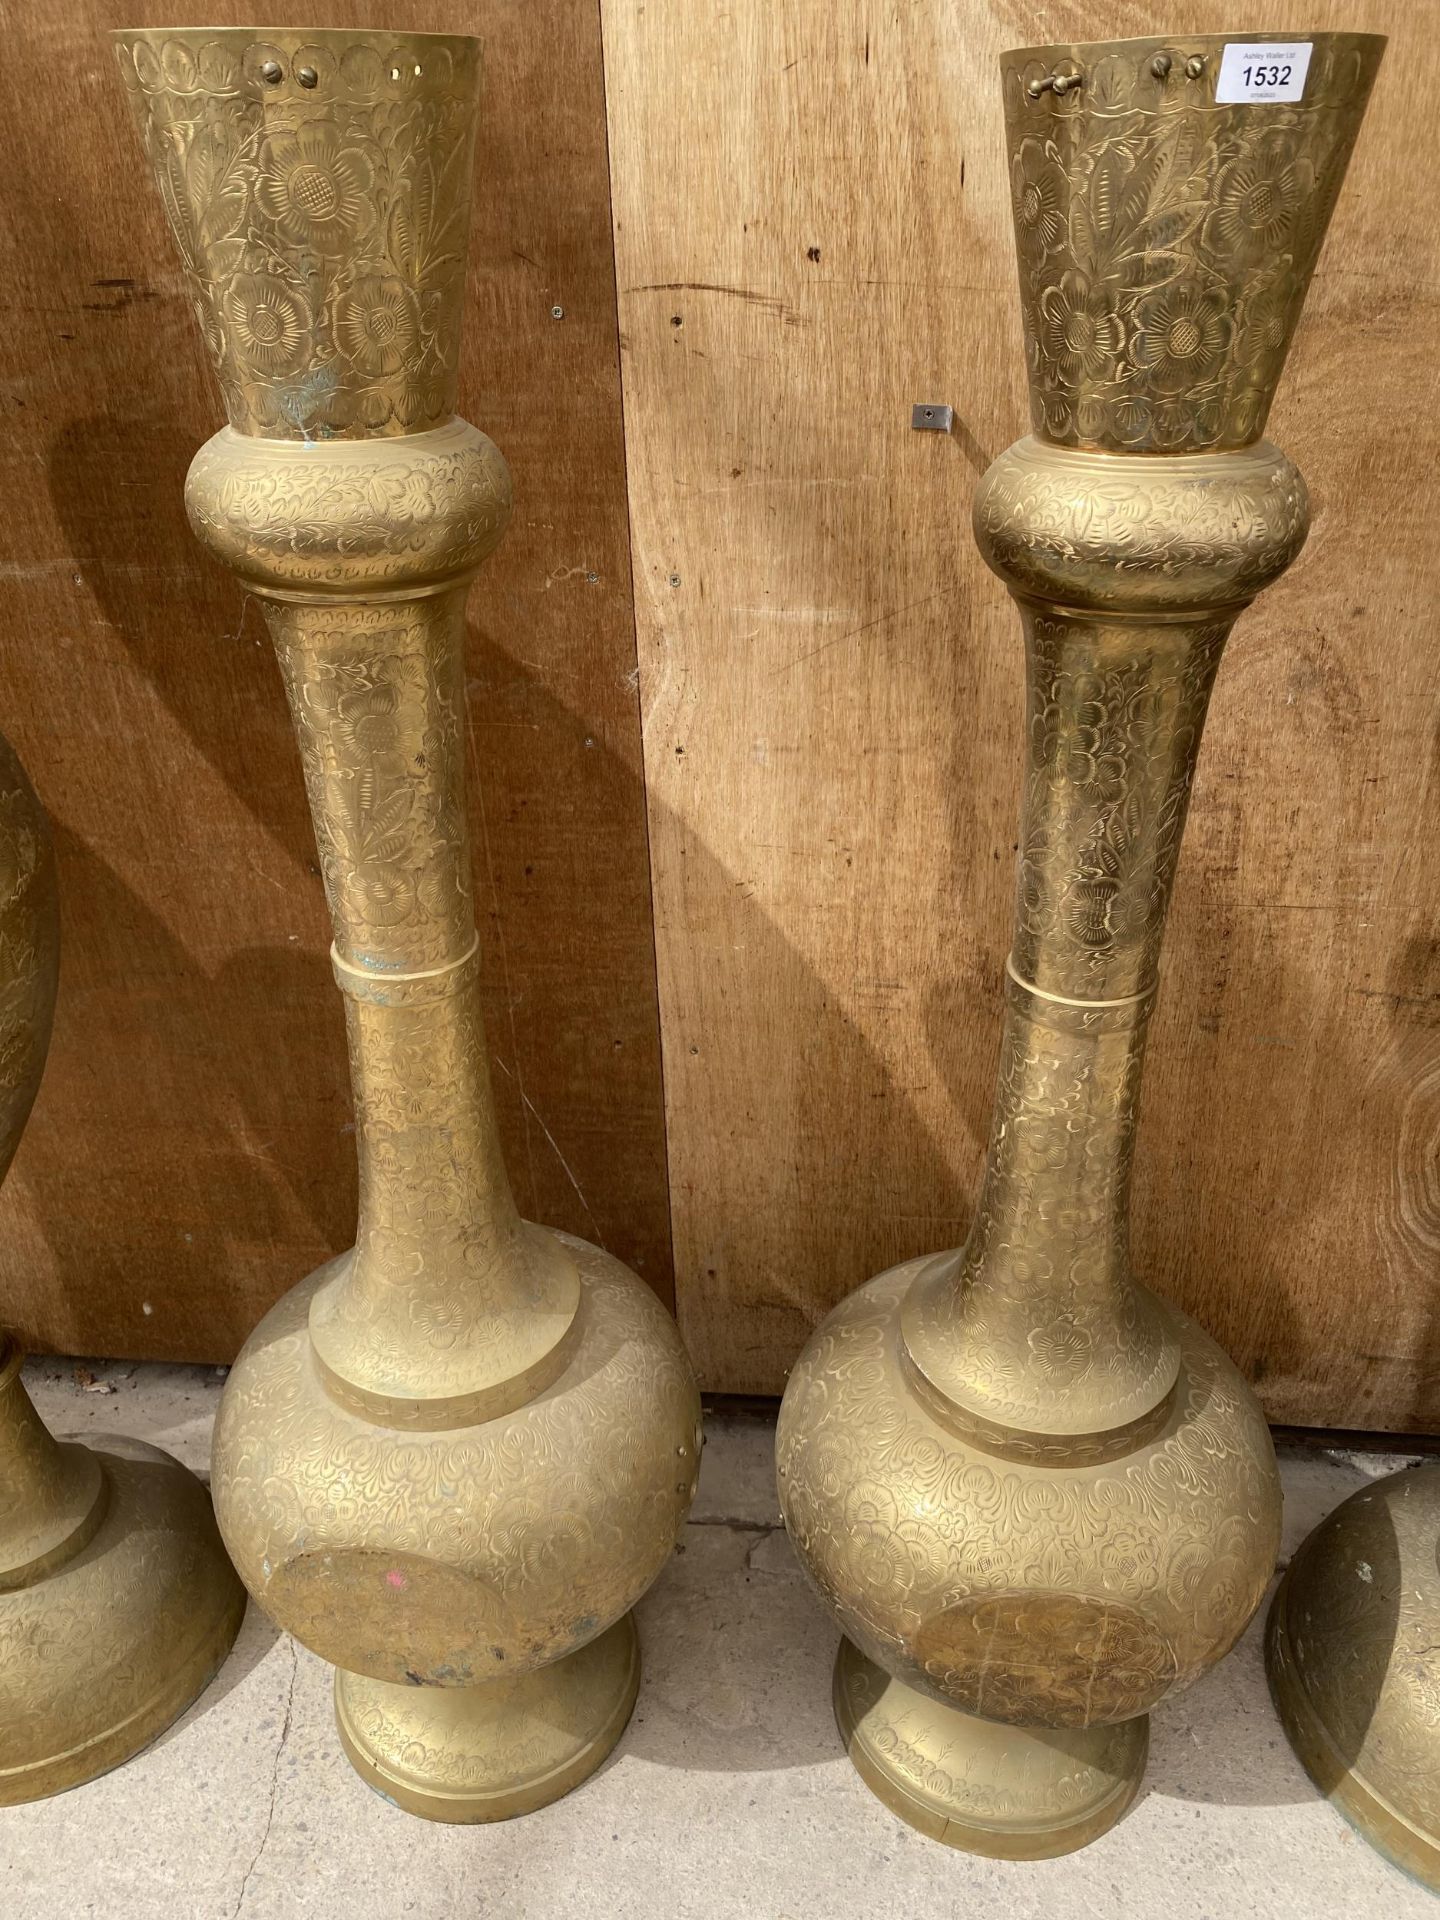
[{"left": 386, "top": 1569, "right": 408, "bottom": 1590}]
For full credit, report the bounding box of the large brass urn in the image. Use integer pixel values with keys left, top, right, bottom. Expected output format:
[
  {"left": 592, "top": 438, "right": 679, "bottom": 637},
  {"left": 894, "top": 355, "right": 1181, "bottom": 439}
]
[
  {"left": 778, "top": 30, "right": 1383, "bottom": 1857},
  {"left": 116, "top": 27, "right": 700, "bottom": 1821},
  {"left": 0, "top": 733, "right": 244, "bottom": 1802}
]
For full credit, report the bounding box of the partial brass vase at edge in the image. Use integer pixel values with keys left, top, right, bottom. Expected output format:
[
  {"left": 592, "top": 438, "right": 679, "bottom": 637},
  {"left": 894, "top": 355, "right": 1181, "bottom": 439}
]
[
  {"left": 115, "top": 26, "right": 700, "bottom": 1822},
  {"left": 777, "top": 30, "right": 1384, "bottom": 1858},
  {"left": 1268, "top": 1464, "right": 1440, "bottom": 1887},
  {"left": 0, "top": 732, "right": 244, "bottom": 1804}
]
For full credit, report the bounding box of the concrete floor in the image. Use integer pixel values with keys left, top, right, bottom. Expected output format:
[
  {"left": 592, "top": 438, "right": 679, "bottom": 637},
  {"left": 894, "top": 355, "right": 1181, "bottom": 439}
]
[{"left": 4, "top": 1357, "right": 1430, "bottom": 1920}]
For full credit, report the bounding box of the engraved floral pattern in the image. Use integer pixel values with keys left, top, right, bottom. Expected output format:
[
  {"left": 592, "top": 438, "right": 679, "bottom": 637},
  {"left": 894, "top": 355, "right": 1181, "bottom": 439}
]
[
  {"left": 115, "top": 31, "right": 480, "bottom": 436},
  {"left": 777, "top": 1262, "right": 1280, "bottom": 1728},
  {"left": 222, "top": 271, "right": 312, "bottom": 376},
  {"left": 0, "top": 1453, "right": 243, "bottom": 1793},
  {"left": 1011, "top": 140, "right": 1068, "bottom": 267},
  {"left": 1036, "top": 270, "right": 1125, "bottom": 383},
  {"left": 1003, "top": 36, "right": 1384, "bottom": 448},
  {"left": 273, "top": 608, "right": 467, "bottom": 973},
  {"left": 184, "top": 426, "right": 513, "bottom": 595},
  {"left": 1208, "top": 136, "right": 1300, "bottom": 266},
  {"left": 212, "top": 1247, "right": 701, "bottom": 1685},
  {"left": 1131, "top": 279, "right": 1232, "bottom": 391},
  {"left": 1010, "top": 615, "right": 1230, "bottom": 999},
  {"left": 254, "top": 119, "right": 378, "bottom": 254},
  {"left": 335, "top": 273, "right": 421, "bottom": 377}
]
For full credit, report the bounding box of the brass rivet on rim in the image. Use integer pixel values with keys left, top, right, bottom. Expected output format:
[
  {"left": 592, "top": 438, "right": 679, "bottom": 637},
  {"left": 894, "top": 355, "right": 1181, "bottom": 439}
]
[{"left": 1028, "top": 68, "right": 1083, "bottom": 99}]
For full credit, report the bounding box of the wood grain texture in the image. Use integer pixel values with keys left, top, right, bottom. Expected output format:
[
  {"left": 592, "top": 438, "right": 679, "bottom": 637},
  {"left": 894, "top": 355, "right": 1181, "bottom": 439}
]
[
  {"left": 0, "top": 0, "right": 671, "bottom": 1361},
  {"left": 602, "top": 1, "right": 1440, "bottom": 1427}
]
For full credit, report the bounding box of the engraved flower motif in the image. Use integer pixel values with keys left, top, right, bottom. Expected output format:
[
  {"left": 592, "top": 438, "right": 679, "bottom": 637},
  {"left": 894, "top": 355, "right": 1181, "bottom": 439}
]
[
  {"left": 410, "top": 1178, "right": 458, "bottom": 1236},
  {"left": 839, "top": 1478, "right": 920, "bottom": 1600},
  {"left": 365, "top": 1235, "right": 423, "bottom": 1286},
  {"left": 333, "top": 681, "right": 423, "bottom": 770},
  {"left": 1011, "top": 140, "right": 1068, "bottom": 267},
  {"left": 221, "top": 272, "right": 310, "bottom": 376},
  {"left": 383, "top": 1030, "right": 437, "bottom": 1087},
  {"left": 516, "top": 1513, "right": 589, "bottom": 1586},
  {"left": 382, "top": 469, "right": 441, "bottom": 526},
  {"left": 1209, "top": 138, "right": 1300, "bottom": 267},
  {"left": 1098, "top": 1527, "right": 1160, "bottom": 1595},
  {"left": 1131, "top": 280, "right": 1232, "bottom": 393},
  {"left": 843, "top": 1479, "right": 899, "bottom": 1535},
  {"left": 343, "top": 861, "right": 416, "bottom": 928},
  {"left": 487, "top": 1494, "right": 546, "bottom": 1565},
  {"left": 1027, "top": 1312, "right": 1092, "bottom": 1381},
  {"left": 849, "top": 1525, "right": 917, "bottom": 1601},
  {"left": 255, "top": 120, "right": 377, "bottom": 253},
  {"left": 335, "top": 273, "right": 421, "bottom": 378},
  {"left": 416, "top": 855, "right": 465, "bottom": 922},
  {"left": 409, "top": 1289, "right": 469, "bottom": 1349},
  {"left": 1061, "top": 877, "right": 1121, "bottom": 950},
  {"left": 1065, "top": 704, "right": 1128, "bottom": 804},
  {"left": 1036, "top": 270, "right": 1124, "bottom": 385}
]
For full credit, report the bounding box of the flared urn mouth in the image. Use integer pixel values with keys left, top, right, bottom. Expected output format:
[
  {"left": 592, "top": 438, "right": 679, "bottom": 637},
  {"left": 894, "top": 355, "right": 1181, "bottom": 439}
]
[
  {"left": 113, "top": 27, "right": 482, "bottom": 440},
  {"left": 999, "top": 30, "right": 1385, "bottom": 453}
]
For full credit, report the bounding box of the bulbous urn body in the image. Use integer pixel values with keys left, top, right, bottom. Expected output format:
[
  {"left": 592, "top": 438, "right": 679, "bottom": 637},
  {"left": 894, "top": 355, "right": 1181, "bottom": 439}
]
[
  {"left": 778, "top": 28, "right": 1383, "bottom": 1857},
  {"left": 780, "top": 1262, "right": 1278, "bottom": 1731},
  {"left": 117, "top": 24, "right": 699, "bottom": 1819},
  {"left": 214, "top": 1240, "right": 699, "bottom": 1695}
]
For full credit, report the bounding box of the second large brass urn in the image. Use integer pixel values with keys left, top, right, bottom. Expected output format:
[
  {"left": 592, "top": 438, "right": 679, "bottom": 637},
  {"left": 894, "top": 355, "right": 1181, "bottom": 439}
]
[
  {"left": 778, "top": 31, "right": 1382, "bottom": 1857},
  {"left": 116, "top": 27, "right": 700, "bottom": 1820}
]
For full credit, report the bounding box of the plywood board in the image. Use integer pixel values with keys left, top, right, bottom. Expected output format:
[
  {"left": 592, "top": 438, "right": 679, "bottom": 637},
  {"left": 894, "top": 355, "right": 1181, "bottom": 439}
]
[
  {"left": 0, "top": 0, "right": 672, "bottom": 1359},
  {"left": 602, "top": 0, "right": 1440, "bottom": 1426}
]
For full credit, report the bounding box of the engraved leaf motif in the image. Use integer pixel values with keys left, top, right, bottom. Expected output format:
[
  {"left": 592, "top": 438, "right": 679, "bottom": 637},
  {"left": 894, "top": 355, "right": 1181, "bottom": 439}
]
[
  {"left": 1074, "top": 150, "right": 1207, "bottom": 284},
  {"left": 356, "top": 784, "right": 416, "bottom": 862},
  {"left": 327, "top": 774, "right": 417, "bottom": 864},
  {"left": 387, "top": 133, "right": 469, "bottom": 285}
]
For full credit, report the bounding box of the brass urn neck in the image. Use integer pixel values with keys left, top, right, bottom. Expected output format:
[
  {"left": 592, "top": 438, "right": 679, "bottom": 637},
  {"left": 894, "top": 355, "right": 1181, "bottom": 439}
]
[
  {"left": 900, "top": 32, "right": 1386, "bottom": 1438},
  {"left": 903, "top": 436, "right": 1314, "bottom": 1439},
  {"left": 184, "top": 435, "right": 580, "bottom": 1431},
  {"left": 119, "top": 37, "right": 581, "bottom": 1430}
]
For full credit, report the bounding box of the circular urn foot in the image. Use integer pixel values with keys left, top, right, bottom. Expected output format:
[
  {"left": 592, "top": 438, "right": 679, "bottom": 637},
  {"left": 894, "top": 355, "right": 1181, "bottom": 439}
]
[
  {"left": 336, "top": 1611, "right": 640, "bottom": 1822},
  {"left": 0, "top": 1437, "right": 246, "bottom": 1805},
  {"left": 833, "top": 1638, "right": 1147, "bottom": 1858}
]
